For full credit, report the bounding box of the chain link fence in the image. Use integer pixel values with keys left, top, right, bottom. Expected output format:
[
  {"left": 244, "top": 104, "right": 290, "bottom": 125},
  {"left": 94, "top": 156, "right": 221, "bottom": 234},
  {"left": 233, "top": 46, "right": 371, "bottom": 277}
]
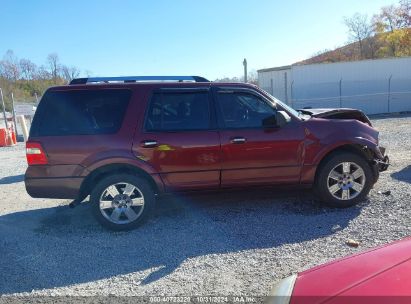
[{"left": 1, "top": 96, "right": 36, "bottom": 140}]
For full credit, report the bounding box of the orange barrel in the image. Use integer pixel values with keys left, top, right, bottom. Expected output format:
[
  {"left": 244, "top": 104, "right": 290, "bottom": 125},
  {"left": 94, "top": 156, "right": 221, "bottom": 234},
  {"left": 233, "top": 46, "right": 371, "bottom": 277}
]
[
  {"left": 8, "top": 127, "right": 17, "bottom": 145},
  {"left": 11, "top": 129, "right": 17, "bottom": 144},
  {"left": 0, "top": 128, "right": 7, "bottom": 146},
  {"left": 0, "top": 128, "right": 17, "bottom": 146}
]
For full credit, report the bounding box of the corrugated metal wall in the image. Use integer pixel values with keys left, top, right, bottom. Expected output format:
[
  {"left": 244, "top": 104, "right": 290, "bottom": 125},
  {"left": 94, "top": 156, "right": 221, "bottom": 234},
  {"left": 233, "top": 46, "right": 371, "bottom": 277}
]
[{"left": 258, "top": 57, "right": 411, "bottom": 114}]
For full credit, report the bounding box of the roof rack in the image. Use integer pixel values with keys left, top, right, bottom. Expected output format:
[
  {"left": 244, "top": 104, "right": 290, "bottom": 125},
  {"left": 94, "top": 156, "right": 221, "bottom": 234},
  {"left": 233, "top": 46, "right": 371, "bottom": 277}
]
[{"left": 69, "top": 76, "right": 209, "bottom": 85}]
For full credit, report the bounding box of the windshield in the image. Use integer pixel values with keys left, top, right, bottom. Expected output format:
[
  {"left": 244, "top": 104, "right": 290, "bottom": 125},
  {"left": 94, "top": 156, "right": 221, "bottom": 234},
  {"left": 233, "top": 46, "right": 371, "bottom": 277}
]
[{"left": 260, "top": 89, "right": 301, "bottom": 118}]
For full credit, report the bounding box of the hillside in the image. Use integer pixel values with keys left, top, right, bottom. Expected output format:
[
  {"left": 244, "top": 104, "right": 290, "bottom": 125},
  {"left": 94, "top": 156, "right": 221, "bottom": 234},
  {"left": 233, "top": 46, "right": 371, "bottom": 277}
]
[{"left": 296, "top": 28, "right": 410, "bottom": 65}]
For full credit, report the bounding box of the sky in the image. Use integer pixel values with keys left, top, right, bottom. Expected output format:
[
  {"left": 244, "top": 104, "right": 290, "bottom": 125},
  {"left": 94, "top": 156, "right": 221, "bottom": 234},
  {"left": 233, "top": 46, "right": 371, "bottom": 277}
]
[{"left": 0, "top": 0, "right": 398, "bottom": 80}]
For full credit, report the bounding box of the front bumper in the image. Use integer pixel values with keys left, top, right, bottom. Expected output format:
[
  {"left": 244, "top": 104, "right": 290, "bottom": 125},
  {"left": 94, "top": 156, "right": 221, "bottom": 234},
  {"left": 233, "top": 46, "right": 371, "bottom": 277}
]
[{"left": 375, "top": 146, "right": 390, "bottom": 172}]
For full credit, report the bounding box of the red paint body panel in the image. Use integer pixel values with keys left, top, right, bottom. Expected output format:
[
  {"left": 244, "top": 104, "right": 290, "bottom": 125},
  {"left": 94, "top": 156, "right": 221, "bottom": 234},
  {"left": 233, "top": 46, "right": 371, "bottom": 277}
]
[
  {"left": 301, "top": 118, "right": 379, "bottom": 166},
  {"left": 339, "top": 260, "right": 411, "bottom": 296},
  {"left": 300, "top": 165, "right": 317, "bottom": 184},
  {"left": 290, "top": 238, "right": 411, "bottom": 304},
  {"left": 219, "top": 124, "right": 304, "bottom": 186},
  {"left": 133, "top": 130, "right": 221, "bottom": 190}
]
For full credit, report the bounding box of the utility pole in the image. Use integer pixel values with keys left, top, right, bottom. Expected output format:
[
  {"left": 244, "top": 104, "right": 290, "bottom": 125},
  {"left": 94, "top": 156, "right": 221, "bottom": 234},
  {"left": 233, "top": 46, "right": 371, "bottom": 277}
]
[
  {"left": 11, "top": 92, "right": 19, "bottom": 138},
  {"left": 243, "top": 58, "right": 247, "bottom": 83},
  {"left": 388, "top": 75, "right": 392, "bottom": 113},
  {"left": 0, "top": 88, "right": 8, "bottom": 129}
]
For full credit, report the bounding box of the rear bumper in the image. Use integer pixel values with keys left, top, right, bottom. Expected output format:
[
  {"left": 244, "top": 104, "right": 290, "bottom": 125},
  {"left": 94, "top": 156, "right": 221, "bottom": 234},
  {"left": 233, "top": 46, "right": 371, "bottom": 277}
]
[
  {"left": 25, "top": 164, "right": 86, "bottom": 199},
  {"left": 25, "top": 176, "right": 83, "bottom": 199}
]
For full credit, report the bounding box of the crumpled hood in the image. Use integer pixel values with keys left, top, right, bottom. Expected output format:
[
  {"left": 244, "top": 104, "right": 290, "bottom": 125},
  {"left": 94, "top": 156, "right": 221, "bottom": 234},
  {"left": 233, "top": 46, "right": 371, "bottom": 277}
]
[{"left": 299, "top": 108, "right": 372, "bottom": 126}]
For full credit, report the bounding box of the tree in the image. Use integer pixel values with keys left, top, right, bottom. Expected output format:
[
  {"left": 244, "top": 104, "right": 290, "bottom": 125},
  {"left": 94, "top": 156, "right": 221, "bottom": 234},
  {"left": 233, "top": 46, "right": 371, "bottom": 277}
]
[
  {"left": 0, "top": 50, "right": 20, "bottom": 80},
  {"left": 396, "top": 0, "right": 411, "bottom": 54},
  {"left": 46, "top": 53, "right": 60, "bottom": 83},
  {"left": 61, "top": 65, "right": 80, "bottom": 82},
  {"left": 373, "top": 2, "right": 411, "bottom": 56},
  {"left": 0, "top": 50, "right": 86, "bottom": 106},
  {"left": 373, "top": 5, "right": 400, "bottom": 32},
  {"left": 19, "top": 59, "right": 37, "bottom": 80},
  {"left": 398, "top": 0, "right": 411, "bottom": 27},
  {"left": 343, "top": 13, "right": 374, "bottom": 59},
  {"left": 214, "top": 70, "right": 258, "bottom": 84},
  {"left": 214, "top": 76, "right": 241, "bottom": 82},
  {"left": 36, "top": 65, "right": 51, "bottom": 80}
]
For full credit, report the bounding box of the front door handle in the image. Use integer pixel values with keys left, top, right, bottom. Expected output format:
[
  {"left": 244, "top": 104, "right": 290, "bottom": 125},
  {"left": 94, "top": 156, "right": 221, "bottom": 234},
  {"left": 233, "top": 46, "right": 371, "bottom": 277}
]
[
  {"left": 141, "top": 140, "right": 158, "bottom": 148},
  {"left": 230, "top": 137, "right": 246, "bottom": 144}
]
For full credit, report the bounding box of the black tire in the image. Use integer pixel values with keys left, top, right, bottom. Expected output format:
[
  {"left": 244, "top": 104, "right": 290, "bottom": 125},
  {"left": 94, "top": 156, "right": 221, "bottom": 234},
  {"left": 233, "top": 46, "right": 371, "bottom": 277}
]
[
  {"left": 90, "top": 174, "right": 155, "bottom": 231},
  {"left": 314, "top": 151, "right": 374, "bottom": 208}
]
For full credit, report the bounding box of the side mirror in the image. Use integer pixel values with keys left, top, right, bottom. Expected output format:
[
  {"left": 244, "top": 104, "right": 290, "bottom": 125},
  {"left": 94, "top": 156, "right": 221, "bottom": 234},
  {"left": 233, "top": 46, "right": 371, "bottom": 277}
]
[
  {"left": 262, "top": 114, "right": 277, "bottom": 128},
  {"left": 276, "top": 110, "right": 291, "bottom": 127},
  {"left": 262, "top": 111, "right": 291, "bottom": 128}
]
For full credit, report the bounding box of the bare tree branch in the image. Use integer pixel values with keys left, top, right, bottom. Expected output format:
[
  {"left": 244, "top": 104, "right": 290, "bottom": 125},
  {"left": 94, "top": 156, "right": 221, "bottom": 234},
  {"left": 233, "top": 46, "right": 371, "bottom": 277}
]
[
  {"left": 19, "top": 59, "right": 37, "bottom": 80},
  {"left": 343, "top": 13, "right": 373, "bottom": 59},
  {"left": 46, "top": 53, "right": 60, "bottom": 83},
  {"left": 61, "top": 65, "right": 80, "bottom": 82}
]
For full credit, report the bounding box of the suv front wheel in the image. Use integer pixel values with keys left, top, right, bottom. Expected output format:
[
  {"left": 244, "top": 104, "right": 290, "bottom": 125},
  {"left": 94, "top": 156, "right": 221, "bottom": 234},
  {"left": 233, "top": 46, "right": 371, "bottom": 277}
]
[
  {"left": 90, "top": 174, "right": 155, "bottom": 231},
  {"left": 315, "top": 151, "right": 374, "bottom": 208}
]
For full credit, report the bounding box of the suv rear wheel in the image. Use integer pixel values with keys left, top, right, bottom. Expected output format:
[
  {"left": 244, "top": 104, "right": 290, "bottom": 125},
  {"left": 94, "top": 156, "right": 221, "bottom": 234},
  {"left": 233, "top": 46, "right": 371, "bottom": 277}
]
[
  {"left": 90, "top": 174, "right": 155, "bottom": 231},
  {"left": 315, "top": 151, "right": 373, "bottom": 208}
]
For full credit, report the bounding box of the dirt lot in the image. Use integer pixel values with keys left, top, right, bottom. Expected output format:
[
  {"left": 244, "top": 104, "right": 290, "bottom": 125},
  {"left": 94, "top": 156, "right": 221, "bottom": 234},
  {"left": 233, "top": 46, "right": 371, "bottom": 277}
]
[{"left": 0, "top": 114, "right": 410, "bottom": 299}]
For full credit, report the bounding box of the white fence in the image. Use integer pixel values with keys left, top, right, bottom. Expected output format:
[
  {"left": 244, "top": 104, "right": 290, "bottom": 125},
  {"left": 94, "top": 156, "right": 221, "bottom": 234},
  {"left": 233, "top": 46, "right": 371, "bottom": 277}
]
[
  {"left": 291, "top": 77, "right": 411, "bottom": 113},
  {"left": 259, "top": 57, "right": 411, "bottom": 114},
  {"left": 260, "top": 76, "right": 411, "bottom": 114}
]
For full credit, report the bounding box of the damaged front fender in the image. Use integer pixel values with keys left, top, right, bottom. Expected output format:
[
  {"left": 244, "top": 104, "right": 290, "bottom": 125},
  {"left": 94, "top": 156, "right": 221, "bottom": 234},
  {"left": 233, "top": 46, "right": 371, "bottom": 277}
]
[{"left": 353, "top": 136, "right": 390, "bottom": 172}]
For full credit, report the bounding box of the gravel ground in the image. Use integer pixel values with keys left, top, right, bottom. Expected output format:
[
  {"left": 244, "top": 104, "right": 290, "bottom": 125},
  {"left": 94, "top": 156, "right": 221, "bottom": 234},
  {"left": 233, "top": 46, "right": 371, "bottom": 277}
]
[{"left": 0, "top": 114, "right": 410, "bottom": 300}]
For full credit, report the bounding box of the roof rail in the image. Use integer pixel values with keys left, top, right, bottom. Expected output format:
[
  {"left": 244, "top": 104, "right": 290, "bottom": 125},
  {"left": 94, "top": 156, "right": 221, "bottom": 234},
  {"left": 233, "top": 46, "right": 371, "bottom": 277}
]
[{"left": 69, "top": 76, "right": 209, "bottom": 85}]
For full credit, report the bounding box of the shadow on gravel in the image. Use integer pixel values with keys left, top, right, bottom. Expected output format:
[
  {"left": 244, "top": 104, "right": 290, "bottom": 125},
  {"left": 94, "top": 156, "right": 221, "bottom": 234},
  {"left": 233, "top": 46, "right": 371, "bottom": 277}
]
[
  {"left": 391, "top": 165, "right": 411, "bottom": 183},
  {"left": 0, "top": 174, "right": 24, "bottom": 185},
  {"left": 0, "top": 189, "right": 362, "bottom": 294}
]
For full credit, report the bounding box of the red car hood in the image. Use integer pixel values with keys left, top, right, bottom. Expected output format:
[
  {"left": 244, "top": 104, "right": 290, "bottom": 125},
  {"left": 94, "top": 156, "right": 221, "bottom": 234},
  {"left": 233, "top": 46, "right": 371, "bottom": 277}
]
[{"left": 291, "top": 237, "right": 411, "bottom": 304}]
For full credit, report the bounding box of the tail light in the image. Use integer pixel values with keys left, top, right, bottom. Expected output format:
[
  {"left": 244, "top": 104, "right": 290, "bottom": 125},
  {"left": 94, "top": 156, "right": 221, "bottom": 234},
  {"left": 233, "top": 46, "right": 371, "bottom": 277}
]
[{"left": 26, "top": 141, "right": 48, "bottom": 165}]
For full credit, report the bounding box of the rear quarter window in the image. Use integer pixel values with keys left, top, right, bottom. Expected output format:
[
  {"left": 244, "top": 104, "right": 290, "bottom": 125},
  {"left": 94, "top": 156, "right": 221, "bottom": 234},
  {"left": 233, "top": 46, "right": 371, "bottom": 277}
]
[{"left": 30, "top": 89, "right": 131, "bottom": 136}]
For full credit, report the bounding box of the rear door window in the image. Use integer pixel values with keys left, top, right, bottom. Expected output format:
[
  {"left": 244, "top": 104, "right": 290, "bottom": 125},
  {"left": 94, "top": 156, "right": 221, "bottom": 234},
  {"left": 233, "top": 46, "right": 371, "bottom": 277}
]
[
  {"left": 30, "top": 89, "right": 131, "bottom": 136},
  {"left": 144, "top": 91, "right": 211, "bottom": 131}
]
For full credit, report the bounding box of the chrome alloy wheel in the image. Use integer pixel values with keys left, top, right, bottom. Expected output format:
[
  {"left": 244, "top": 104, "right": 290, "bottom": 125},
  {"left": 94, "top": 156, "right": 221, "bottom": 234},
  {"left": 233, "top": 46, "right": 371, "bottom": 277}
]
[
  {"left": 99, "top": 183, "right": 145, "bottom": 224},
  {"left": 327, "top": 162, "right": 366, "bottom": 201}
]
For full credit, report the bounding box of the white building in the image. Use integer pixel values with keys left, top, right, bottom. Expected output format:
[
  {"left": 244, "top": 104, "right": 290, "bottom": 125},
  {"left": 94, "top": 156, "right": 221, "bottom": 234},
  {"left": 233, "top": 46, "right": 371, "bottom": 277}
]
[{"left": 258, "top": 57, "right": 411, "bottom": 114}]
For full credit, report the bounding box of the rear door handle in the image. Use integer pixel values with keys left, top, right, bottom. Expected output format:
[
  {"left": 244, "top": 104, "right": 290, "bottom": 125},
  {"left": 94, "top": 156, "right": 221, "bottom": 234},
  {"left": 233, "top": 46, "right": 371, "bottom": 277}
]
[
  {"left": 141, "top": 140, "right": 158, "bottom": 148},
  {"left": 230, "top": 137, "right": 246, "bottom": 144}
]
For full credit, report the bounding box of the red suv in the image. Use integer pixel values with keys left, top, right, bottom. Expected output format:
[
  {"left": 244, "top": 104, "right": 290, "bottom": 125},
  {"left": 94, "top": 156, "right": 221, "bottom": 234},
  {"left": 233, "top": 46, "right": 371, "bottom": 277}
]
[{"left": 25, "top": 76, "right": 389, "bottom": 230}]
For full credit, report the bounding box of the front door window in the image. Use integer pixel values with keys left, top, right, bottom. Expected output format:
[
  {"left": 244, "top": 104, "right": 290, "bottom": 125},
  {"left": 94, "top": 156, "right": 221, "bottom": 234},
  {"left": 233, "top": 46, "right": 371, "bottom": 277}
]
[{"left": 216, "top": 92, "right": 276, "bottom": 129}]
